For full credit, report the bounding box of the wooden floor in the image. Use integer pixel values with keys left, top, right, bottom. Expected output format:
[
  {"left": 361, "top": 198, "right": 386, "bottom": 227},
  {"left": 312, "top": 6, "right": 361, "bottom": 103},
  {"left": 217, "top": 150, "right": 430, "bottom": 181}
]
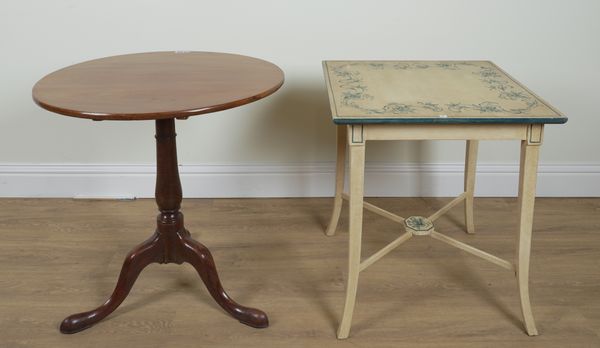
[{"left": 0, "top": 197, "right": 599, "bottom": 347}]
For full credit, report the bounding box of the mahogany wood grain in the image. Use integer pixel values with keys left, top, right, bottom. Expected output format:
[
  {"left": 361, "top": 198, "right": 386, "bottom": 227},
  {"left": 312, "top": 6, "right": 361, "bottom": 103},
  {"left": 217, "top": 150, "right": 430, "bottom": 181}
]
[
  {"left": 32, "top": 52, "right": 282, "bottom": 333},
  {"left": 32, "top": 52, "right": 284, "bottom": 120}
]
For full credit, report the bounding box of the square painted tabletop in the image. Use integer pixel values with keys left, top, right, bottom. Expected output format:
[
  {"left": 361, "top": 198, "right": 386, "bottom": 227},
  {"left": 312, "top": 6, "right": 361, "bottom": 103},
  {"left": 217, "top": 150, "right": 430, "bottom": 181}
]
[{"left": 323, "top": 61, "right": 566, "bottom": 124}]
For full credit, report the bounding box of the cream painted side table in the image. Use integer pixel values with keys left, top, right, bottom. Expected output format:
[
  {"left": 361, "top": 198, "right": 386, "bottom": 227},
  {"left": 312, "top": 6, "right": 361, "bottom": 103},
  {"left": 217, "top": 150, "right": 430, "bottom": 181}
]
[{"left": 322, "top": 61, "right": 567, "bottom": 339}]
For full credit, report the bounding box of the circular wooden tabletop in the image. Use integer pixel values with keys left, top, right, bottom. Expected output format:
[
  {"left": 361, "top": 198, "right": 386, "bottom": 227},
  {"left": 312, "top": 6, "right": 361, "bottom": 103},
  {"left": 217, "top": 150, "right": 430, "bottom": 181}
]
[{"left": 32, "top": 52, "right": 284, "bottom": 120}]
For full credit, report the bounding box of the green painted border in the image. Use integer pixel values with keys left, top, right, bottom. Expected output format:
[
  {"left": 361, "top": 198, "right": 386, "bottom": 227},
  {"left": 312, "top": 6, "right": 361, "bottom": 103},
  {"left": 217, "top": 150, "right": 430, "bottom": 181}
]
[{"left": 333, "top": 116, "right": 568, "bottom": 125}]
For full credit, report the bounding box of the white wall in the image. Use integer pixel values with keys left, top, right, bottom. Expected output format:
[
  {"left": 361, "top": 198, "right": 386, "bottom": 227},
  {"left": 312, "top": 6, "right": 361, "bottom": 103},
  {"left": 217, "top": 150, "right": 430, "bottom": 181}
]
[{"left": 1, "top": 0, "right": 599, "bottom": 197}]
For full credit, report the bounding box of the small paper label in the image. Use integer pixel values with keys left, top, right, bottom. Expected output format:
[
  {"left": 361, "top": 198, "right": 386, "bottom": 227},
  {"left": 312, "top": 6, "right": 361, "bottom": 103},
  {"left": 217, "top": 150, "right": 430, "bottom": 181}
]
[{"left": 439, "top": 114, "right": 448, "bottom": 118}]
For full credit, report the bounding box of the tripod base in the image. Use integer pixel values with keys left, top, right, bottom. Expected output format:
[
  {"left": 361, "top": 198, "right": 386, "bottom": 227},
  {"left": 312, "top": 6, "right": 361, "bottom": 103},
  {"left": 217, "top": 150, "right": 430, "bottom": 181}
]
[{"left": 60, "top": 212, "right": 268, "bottom": 334}]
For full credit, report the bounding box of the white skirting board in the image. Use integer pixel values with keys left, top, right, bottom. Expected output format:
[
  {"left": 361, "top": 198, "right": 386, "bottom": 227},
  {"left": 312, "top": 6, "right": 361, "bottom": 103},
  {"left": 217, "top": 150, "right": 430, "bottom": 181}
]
[{"left": 0, "top": 163, "right": 598, "bottom": 198}]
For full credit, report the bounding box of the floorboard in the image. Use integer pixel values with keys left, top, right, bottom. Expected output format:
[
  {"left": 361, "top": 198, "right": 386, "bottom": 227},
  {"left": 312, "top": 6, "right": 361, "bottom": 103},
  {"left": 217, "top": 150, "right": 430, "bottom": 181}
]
[{"left": 0, "top": 197, "right": 598, "bottom": 347}]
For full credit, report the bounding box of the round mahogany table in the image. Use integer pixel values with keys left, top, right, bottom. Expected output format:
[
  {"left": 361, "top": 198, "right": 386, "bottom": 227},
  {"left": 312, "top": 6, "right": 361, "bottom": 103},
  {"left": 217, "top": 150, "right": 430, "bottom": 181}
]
[{"left": 33, "top": 51, "right": 284, "bottom": 334}]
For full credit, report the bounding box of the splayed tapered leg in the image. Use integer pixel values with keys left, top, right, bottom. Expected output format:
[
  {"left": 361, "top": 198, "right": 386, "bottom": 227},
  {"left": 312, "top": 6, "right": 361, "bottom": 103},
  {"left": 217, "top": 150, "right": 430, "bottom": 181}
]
[
  {"left": 326, "top": 125, "right": 347, "bottom": 236},
  {"left": 337, "top": 140, "right": 365, "bottom": 339},
  {"left": 464, "top": 140, "right": 478, "bottom": 234},
  {"left": 516, "top": 140, "right": 540, "bottom": 336}
]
